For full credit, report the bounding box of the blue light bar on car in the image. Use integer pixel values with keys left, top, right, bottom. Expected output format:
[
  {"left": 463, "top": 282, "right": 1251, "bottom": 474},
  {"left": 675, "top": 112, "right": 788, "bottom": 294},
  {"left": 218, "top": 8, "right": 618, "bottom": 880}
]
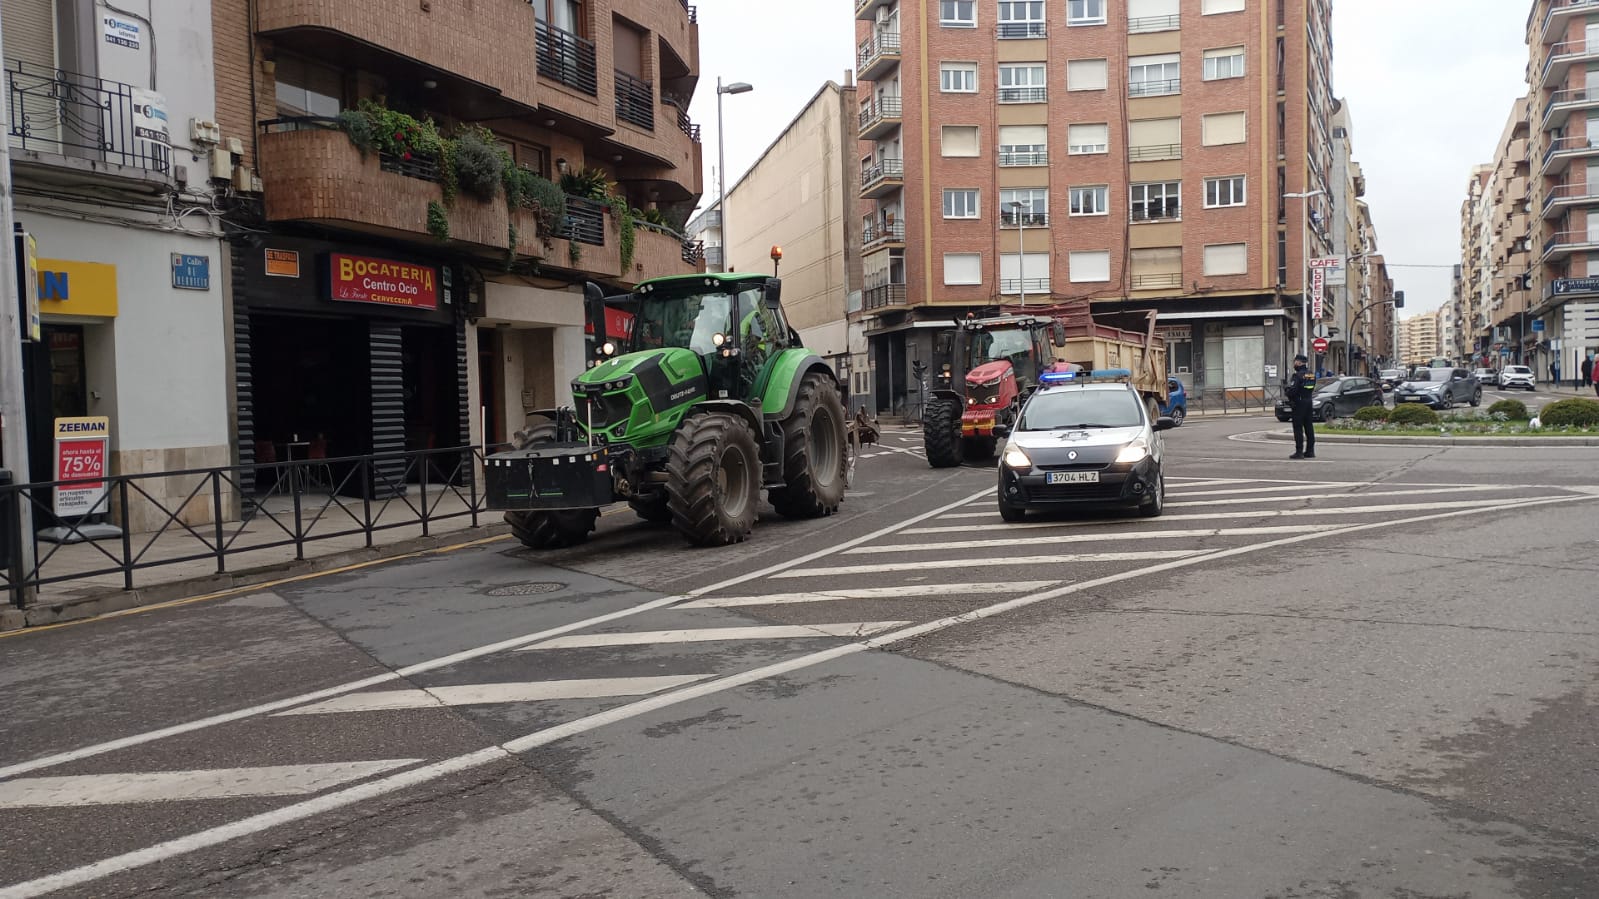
[
  {"left": 1040, "top": 368, "right": 1133, "bottom": 384},
  {"left": 1039, "top": 370, "right": 1078, "bottom": 384}
]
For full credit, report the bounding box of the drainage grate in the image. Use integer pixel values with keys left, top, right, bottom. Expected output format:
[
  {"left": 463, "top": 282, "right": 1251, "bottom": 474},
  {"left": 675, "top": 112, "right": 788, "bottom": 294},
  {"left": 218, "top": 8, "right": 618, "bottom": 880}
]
[{"left": 485, "top": 582, "right": 566, "bottom": 597}]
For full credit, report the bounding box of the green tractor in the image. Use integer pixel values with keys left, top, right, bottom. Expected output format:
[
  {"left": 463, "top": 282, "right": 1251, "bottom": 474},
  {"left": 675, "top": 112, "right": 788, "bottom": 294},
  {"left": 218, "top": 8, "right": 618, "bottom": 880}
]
[{"left": 485, "top": 273, "right": 849, "bottom": 548}]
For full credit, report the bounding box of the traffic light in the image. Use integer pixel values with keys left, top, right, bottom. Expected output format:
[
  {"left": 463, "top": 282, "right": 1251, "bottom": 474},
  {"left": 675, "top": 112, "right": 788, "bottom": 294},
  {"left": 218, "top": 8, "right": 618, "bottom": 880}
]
[{"left": 1393, "top": 290, "right": 1405, "bottom": 309}]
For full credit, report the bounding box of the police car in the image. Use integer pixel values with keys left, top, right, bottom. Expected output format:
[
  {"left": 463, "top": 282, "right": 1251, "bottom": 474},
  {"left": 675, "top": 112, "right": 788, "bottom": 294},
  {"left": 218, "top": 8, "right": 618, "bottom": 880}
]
[{"left": 992, "top": 369, "right": 1175, "bottom": 522}]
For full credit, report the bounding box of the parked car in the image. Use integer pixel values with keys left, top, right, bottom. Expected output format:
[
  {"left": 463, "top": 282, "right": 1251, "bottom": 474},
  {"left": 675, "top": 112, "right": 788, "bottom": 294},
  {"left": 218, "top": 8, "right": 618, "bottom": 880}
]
[
  {"left": 1392, "top": 367, "right": 1482, "bottom": 409},
  {"left": 1498, "top": 364, "right": 1536, "bottom": 390},
  {"left": 1158, "top": 377, "right": 1188, "bottom": 426},
  {"left": 1473, "top": 368, "right": 1498, "bottom": 387},
  {"left": 1275, "top": 376, "right": 1385, "bottom": 422},
  {"left": 1378, "top": 369, "right": 1406, "bottom": 393}
]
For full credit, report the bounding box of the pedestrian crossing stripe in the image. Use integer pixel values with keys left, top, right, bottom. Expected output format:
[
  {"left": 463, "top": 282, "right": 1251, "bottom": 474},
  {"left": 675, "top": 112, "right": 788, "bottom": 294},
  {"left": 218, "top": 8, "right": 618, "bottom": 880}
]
[
  {"left": 0, "top": 760, "right": 420, "bottom": 809},
  {"left": 277, "top": 675, "right": 711, "bottom": 715},
  {"left": 519, "top": 622, "right": 912, "bottom": 651},
  {"left": 849, "top": 526, "right": 1306, "bottom": 555},
  {"left": 769, "top": 551, "right": 1199, "bottom": 578},
  {"left": 676, "top": 581, "right": 1059, "bottom": 608}
]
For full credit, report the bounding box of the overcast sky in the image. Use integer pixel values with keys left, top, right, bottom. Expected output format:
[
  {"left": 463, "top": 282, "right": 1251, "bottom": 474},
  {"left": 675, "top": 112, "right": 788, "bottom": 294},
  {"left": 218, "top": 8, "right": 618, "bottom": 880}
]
[{"left": 686, "top": 0, "right": 1531, "bottom": 317}]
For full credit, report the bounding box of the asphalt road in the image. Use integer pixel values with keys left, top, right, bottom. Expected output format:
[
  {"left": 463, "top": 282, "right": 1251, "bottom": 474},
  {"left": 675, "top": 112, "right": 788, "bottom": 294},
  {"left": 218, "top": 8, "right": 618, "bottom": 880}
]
[{"left": 2, "top": 414, "right": 1597, "bottom": 898}]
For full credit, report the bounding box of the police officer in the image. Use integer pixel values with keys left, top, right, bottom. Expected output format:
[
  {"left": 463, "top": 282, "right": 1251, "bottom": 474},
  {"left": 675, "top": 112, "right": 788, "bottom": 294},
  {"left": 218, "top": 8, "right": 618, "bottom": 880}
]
[{"left": 1287, "top": 353, "right": 1317, "bottom": 459}]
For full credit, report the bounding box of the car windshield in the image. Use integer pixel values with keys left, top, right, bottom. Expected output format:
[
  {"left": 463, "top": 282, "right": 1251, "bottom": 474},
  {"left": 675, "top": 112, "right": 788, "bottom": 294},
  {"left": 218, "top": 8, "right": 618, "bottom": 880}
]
[
  {"left": 1314, "top": 381, "right": 1344, "bottom": 395},
  {"left": 1506, "top": 366, "right": 1530, "bottom": 375},
  {"left": 967, "top": 328, "right": 1035, "bottom": 371},
  {"left": 630, "top": 287, "right": 762, "bottom": 355},
  {"left": 1019, "top": 389, "right": 1144, "bottom": 430},
  {"left": 1407, "top": 369, "right": 1449, "bottom": 383}
]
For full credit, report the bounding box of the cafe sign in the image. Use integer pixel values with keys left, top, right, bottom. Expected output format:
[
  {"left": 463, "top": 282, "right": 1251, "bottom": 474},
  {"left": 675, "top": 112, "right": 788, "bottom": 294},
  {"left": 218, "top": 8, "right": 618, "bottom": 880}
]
[{"left": 327, "top": 253, "right": 438, "bottom": 310}]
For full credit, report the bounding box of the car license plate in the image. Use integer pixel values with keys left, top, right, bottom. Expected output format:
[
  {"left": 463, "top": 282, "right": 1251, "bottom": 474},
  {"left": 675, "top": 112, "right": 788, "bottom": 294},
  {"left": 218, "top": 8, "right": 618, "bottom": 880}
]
[
  {"left": 1403, "top": 395, "right": 1421, "bottom": 402},
  {"left": 1046, "top": 471, "right": 1099, "bottom": 485}
]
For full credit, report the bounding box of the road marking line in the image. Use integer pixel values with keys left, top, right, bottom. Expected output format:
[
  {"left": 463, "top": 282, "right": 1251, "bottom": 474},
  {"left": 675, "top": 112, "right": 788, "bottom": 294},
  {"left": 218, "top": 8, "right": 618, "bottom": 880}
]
[
  {"left": 520, "top": 623, "right": 911, "bottom": 650},
  {"left": 7, "top": 492, "right": 1593, "bottom": 899},
  {"left": 1167, "top": 497, "right": 1531, "bottom": 512},
  {"left": 769, "top": 552, "right": 1198, "bottom": 578},
  {"left": 1164, "top": 482, "right": 1350, "bottom": 497},
  {"left": 276, "top": 676, "right": 711, "bottom": 715},
  {"left": 907, "top": 500, "right": 1571, "bottom": 532},
  {"left": 0, "top": 760, "right": 420, "bottom": 809},
  {"left": 848, "top": 527, "right": 1305, "bottom": 554},
  {"left": 0, "top": 487, "right": 995, "bottom": 782},
  {"left": 676, "top": 581, "right": 1058, "bottom": 608}
]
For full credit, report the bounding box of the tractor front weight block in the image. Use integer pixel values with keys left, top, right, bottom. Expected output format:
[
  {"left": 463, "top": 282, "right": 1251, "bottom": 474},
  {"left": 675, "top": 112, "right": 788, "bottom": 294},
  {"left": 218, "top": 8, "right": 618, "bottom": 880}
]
[{"left": 486, "top": 445, "right": 616, "bottom": 511}]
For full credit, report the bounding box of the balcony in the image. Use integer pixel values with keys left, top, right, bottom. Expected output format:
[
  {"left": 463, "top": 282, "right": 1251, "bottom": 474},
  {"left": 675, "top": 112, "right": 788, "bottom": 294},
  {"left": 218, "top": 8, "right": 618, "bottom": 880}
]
[
  {"left": 632, "top": 221, "right": 706, "bottom": 282},
  {"left": 861, "top": 157, "right": 905, "bottom": 199},
  {"left": 862, "top": 221, "right": 906, "bottom": 250},
  {"left": 1541, "top": 86, "right": 1599, "bottom": 131},
  {"left": 997, "top": 22, "right": 1046, "bottom": 39},
  {"left": 615, "top": 70, "right": 654, "bottom": 130},
  {"left": 662, "top": 95, "right": 702, "bottom": 141},
  {"left": 1541, "top": 181, "right": 1599, "bottom": 218},
  {"left": 1128, "top": 14, "right": 1180, "bottom": 33},
  {"left": 858, "top": 96, "right": 903, "bottom": 139},
  {"left": 999, "top": 211, "right": 1049, "bottom": 228},
  {"left": 537, "top": 21, "right": 598, "bottom": 95},
  {"left": 1541, "top": 39, "right": 1599, "bottom": 88},
  {"left": 1541, "top": 0, "right": 1599, "bottom": 44},
  {"left": 4, "top": 59, "right": 171, "bottom": 189},
  {"left": 863, "top": 283, "right": 908, "bottom": 310},
  {"left": 999, "top": 278, "right": 1050, "bottom": 294},
  {"left": 557, "top": 197, "right": 607, "bottom": 246},
  {"left": 1129, "top": 77, "right": 1181, "bottom": 98},
  {"left": 998, "top": 86, "right": 1047, "bottom": 104},
  {"left": 1540, "top": 134, "right": 1599, "bottom": 173},
  {"left": 998, "top": 150, "right": 1048, "bottom": 167},
  {"left": 855, "top": 0, "right": 895, "bottom": 20},
  {"left": 1131, "top": 206, "right": 1182, "bottom": 223},
  {"left": 1540, "top": 229, "right": 1599, "bottom": 261},
  {"left": 858, "top": 31, "right": 902, "bottom": 81},
  {"left": 1128, "top": 143, "right": 1182, "bottom": 162}
]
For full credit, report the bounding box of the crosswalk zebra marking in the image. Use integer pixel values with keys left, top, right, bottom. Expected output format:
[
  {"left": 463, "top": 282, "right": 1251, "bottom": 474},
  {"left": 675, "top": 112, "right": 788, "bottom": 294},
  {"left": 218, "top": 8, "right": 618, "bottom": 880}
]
[
  {"left": 768, "top": 551, "right": 1198, "bottom": 578},
  {"left": 848, "top": 526, "right": 1305, "bottom": 554},
  {"left": 676, "top": 581, "right": 1059, "bottom": 609},
  {"left": 1167, "top": 496, "right": 1527, "bottom": 511},
  {"left": 519, "top": 622, "right": 912, "bottom": 651},
  {"left": 906, "top": 500, "right": 1549, "bottom": 532},
  {"left": 0, "top": 760, "right": 420, "bottom": 809},
  {"left": 277, "top": 675, "right": 711, "bottom": 715}
]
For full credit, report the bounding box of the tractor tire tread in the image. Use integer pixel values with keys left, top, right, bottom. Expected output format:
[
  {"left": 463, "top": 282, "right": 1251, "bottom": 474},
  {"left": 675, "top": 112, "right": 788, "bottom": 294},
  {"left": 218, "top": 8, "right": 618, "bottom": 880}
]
[
  {"left": 770, "top": 372, "right": 849, "bottom": 520},
  {"left": 924, "top": 399, "right": 961, "bottom": 468},
  {"left": 665, "top": 412, "right": 760, "bottom": 546}
]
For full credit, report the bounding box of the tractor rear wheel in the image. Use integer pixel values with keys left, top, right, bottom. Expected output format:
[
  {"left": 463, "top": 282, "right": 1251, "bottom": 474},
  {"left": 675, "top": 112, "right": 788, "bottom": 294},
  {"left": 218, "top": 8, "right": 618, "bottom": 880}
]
[
  {"left": 666, "top": 412, "right": 761, "bottom": 546},
  {"left": 628, "top": 492, "right": 672, "bottom": 523},
  {"left": 503, "top": 422, "right": 600, "bottom": 549},
  {"left": 924, "top": 399, "right": 961, "bottom": 468},
  {"left": 770, "top": 372, "right": 849, "bottom": 519},
  {"left": 961, "top": 436, "right": 996, "bottom": 462}
]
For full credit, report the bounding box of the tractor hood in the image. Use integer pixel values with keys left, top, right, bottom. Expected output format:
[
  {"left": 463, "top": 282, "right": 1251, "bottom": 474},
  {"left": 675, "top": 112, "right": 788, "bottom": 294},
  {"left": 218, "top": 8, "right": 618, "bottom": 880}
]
[
  {"left": 575, "top": 347, "right": 706, "bottom": 395},
  {"left": 965, "top": 360, "right": 1014, "bottom": 387}
]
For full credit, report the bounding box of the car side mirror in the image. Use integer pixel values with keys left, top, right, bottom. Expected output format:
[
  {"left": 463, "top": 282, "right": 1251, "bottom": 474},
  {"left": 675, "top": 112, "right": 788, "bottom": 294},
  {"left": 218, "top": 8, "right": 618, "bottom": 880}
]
[
  {"left": 1154, "top": 417, "right": 1176, "bottom": 431},
  {"left": 993, "top": 424, "right": 1012, "bottom": 438}
]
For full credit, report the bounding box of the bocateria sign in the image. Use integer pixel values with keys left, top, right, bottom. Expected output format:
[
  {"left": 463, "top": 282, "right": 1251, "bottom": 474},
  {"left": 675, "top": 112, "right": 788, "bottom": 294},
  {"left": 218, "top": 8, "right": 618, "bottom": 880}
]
[{"left": 327, "top": 254, "right": 438, "bottom": 310}]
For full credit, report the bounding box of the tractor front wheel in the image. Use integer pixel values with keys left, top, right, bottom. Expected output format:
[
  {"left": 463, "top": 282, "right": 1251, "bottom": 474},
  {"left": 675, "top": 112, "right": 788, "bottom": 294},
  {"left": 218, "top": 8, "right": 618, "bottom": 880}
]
[
  {"left": 666, "top": 412, "right": 761, "bottom": 546},
  {"left": 503, "top": 422, "right": 600, "bottom": 549},
  {"left": 924, "top": 399, "right": 961, "bottom": 468},
  {"left": 770, "top": 372, "right": 849, "bottom": 519},
  {"left": 628, "top": 492, "right": 673, "bottom": 523}
]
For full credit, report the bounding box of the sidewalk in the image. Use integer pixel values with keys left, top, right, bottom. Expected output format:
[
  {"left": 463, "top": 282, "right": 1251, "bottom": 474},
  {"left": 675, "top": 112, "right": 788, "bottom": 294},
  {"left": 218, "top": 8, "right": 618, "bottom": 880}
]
[{"left": 4, "top": 486, "right": 507, "bottom": 632}]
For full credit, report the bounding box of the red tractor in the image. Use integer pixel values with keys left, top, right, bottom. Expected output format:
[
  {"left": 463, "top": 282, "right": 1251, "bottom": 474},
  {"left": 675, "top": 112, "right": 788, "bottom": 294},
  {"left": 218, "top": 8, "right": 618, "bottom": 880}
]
[{"left": 923, "top": 314, "right": 1070, "bottom": 467}]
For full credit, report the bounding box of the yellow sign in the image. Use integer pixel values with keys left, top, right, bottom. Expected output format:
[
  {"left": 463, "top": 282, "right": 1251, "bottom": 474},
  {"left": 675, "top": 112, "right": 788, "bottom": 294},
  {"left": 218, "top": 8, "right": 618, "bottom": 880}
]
[
  {"left": 54, "top": 416, "right": 110, "bottom": 438},
  {"left": 37, "top": 258, "right": 119, "bottom": 318}
]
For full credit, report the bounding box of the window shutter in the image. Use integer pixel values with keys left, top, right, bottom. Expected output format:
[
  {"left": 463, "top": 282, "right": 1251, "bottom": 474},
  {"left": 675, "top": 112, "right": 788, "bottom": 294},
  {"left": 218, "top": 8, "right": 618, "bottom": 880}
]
[
  {"left": 1067, "top": 59, "right": 1108, "bottom": 90},
  {"left": 1202, "top": 112, "right": 1247, "bottom": 145},
  {"left": 1204, "top": 243, "right": 1249, "bottom": 275}
]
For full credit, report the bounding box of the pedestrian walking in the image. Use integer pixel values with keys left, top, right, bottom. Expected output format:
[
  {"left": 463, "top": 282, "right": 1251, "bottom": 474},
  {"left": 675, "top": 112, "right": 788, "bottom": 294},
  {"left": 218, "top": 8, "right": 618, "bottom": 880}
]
[
  {"left": 1551, "top": 359, "right": 1561, "bottom": 386},
  {"left": 1583, "top": 354, "right": 1594, "bottom": 391},
  {"left": 1592, "top": 355, "right": 1599, "bottom": 398},
  {"left": 1287, "top": 353, "right": 1317, "bottom": 459}
]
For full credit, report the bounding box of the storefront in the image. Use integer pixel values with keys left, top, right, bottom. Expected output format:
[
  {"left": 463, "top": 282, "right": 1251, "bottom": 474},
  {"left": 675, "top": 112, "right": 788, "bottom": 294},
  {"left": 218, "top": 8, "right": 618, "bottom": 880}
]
[{"left": 231, "top": 236, "right": 469, "bottom": 495}]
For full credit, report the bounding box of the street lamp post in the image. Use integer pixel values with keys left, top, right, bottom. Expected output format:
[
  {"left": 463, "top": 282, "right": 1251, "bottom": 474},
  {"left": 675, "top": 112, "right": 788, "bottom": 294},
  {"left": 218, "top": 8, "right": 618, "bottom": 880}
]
[
  {"left": 715, "top": 78, "right": 754, "bottom": 273},
  {"left": 1008, "top": 201, "right": 1027, "bottom": 309},
  {"left": 1284, "top": 189, "right": 1325, "bottom": 361}
]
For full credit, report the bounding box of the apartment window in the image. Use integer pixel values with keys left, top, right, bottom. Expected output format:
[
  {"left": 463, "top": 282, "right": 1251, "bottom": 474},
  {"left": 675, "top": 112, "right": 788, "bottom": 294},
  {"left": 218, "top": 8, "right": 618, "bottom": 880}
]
[
  {"left": 941, "top": 125, "right": 981, "bottom": 157},
  {"left": 944, "top": 253, "right": 982, "bottom": 285},
  {"left": 940, "top": 62, "right": 978, "bottom": 93},
  {"left": 1202, "top": 0, "right": 1246, "bottom": 12},
  {"left": 1131, "top": 181, "right": 1182, "bottom": 222},
  {"left": 275, "top": 55, "right": 344, "bottom": 117},
  {"left": 1130, "top": 247, "right": 1183, "bottom": 290},
  {"left": 1204, "top": 47, "right": 1246, "bottom": 80},
  {"left": 999, "top": 125, "right": 1048, "bottom": 165},
  {"left": 1129, "top": 54, "right": 1181, "bottom": 97},
  {"left": 1204, "top": 243, "right": 1249, "bottom": 276},
  {"left": 1204, "top": 175, "right": 1247, "bottom": 207},
  {"left": 1000, "top": 188, "right": 1049, "bottom": 225},
  {"left": 940, "top": 0, "right": 976, "bottom": 27},
  {"left": 1128, "top": 117, "right": 1180, "bottom": 161},
  {"left": 998, "top": 63, "right": 1047, "bottom": 103},
  {"left": 1128, "top": 0, "right": 1179, "bottom": 33},
  {"left": 943, "top": 188, "right": 981, "bottom": 219},
  {"left": 1070, "top": 250, "right": 1111, "bottom": 283},
  {"left": 997, "top": 0, "right": 1045, "bottom": 38},
  {"left": 1070, "top": 185, "right": 1110, "bottom": 216},
  {"left": 1000, "top": 253, "right": 1051, "bottom": 293},
  {"left": 1067, "top": 58, "right": 1108, "bottom": 91},
  {"left": 1067, "top": 123, "right": 1109, "bottom": 155},
  {"left": 1068, "top": 0, "right": 1106, "bottom": 25},
  {"left": 1202, "top": 111, "right": 1247, "bottom": 145}
]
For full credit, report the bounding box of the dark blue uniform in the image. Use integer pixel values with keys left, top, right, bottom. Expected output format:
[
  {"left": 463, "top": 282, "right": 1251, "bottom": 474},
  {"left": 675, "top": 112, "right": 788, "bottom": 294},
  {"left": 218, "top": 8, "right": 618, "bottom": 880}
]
[{"left": 1288, "top": 368, "right": 1316, "bottom": 458}]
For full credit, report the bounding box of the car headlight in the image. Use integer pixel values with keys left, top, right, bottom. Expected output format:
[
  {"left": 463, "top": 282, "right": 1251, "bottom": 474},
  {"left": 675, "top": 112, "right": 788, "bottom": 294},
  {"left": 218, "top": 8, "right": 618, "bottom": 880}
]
[
  {"left": 1115, "top": 440, "right": 1149, "bottom": 465},
  {"left": 1002, "top": 444, "right": 1032, "bottom": 470}
]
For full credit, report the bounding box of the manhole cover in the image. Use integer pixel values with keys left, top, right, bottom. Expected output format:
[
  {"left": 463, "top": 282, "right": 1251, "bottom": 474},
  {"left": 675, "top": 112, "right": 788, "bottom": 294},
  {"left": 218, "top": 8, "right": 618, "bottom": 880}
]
[{"left": 485, "top": 582, "right": 566, "bottom": 597}]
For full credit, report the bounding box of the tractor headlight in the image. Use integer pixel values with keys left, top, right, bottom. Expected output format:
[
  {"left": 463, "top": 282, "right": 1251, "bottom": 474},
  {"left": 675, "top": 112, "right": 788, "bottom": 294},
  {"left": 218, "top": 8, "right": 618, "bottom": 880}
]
[
  {"left": 600, "top": 341, "right": 616, "bottom": 357},
  {"left": 967, "top": 396, "right": 976, "bottom": 406},
  {"left": 712, "top": 332, "right": 727, "bottom": 347},
  {"left": 1116, "top": 440, "right": 1150, "bottom": 465},
  {"left": 1002, "top": 444, "right": 1033, "bottom": 470}
]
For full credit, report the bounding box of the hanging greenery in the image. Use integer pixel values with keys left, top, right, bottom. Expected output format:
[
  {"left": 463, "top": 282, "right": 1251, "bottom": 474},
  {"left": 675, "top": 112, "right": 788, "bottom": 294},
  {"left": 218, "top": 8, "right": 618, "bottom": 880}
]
[
  {"left": 452, "top": 127, "right": 503, "bottom": 202},
  {"left": 505, "top": 222, "right": 519, "bottom": 271},
  {"left": 607, "top": 192, "right": 635, "bottom": 272},
  {"left": 426, "top": 201, "right": 450, "bottom": 241}
]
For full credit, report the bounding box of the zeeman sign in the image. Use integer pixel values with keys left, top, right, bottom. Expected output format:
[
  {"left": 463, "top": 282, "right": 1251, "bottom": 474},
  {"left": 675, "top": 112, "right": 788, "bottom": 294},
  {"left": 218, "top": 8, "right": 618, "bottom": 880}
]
[{"left": 37, "top": 259, "right": 119, "bottom": 318}]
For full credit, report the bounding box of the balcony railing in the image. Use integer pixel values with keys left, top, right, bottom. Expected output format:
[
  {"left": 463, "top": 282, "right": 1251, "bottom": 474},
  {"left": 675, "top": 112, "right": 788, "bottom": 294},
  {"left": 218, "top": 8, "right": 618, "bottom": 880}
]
[
  {"left": 535, "top": 21, "right": 598, "bottom": 96},
  {"left": 1541, "top": 134, "right": 1599, "bottom": 165},
  {"left": 1128, "top": 143, "right": 1182, "bottom": 162},
  {"left": 615, "top": 70, "right": 654, "bottom": 130},
  {"left": 1131, "top": 273, "right": 1184, "bottom": 289},
  {"left": 1541, "top": 0, "right": 1599, "bottom": 40},
  {"left": 1542, "top": 39, "right": 1599, "bottom": 84},
  {"left": 862, "top": 157, "right": 904, "bottom": 191},
  {"left": 680, "top": 238, "right": 705, "bottom": 266},
  {"left": 863, "top": 283, "right": 908, "bottom": 310},
  {"left": 1129, "top": 77, "right": 1181, "bottom": 97},
  {"left": 1128, "top": 14, "right": 1180, "bottom": 33},
  {"left": 998, "top": 150, "right": 1048, "bottom": 167},
  {"left": 1000, "top": 278, "right": 1050, "bottom": 294},
  {"left": 662, "top": 95, "right": 702, "bottom": 141},
  {"left": 997, "top": 22, "right": 1046, "bottom": 38},
  {"left": 998, "top": 86, "right": 1047, "bottom": 104},
  {"left": 680, "top": 0, "right": 698, "bottom": 23},
  {"left": 4, "top": 58, "right": 171, "bottom": 175},
  {"left": 1131, "top": 206, "right": 1182, "bottom": 223},
  {"left": 858, "top": 96, "right": 902, "bottom": 133},
  {"left": 1541, "top": 86, "right": 1599, "bottom": 128},
  {"left": 559, "top": 195, "right": 606, "bottom": 245},
  {"left": 999, "top": 211, "right": 1049, "bottom": 227},
  {"left": 857, "top": 30, "right": 901, "bottom": 72},
  {"left": 704, "top": 245, "right": 723, "bottom": 268},
  {"left": 863, "top": 221, "right": 906, "bottom": 246},
  {"left": 1542, "top": 181, "right": 1599, "bottom": 211}
]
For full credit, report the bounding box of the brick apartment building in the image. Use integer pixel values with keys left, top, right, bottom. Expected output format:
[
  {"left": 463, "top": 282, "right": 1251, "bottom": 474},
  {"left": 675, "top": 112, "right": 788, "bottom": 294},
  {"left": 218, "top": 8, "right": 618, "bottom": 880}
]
[
  {"left": 852, "top": 0, "right": 1362, "bottom": 413},
  {"left": 211, "top": 0, "right": 706, "bottom": 485},
  {"left": 1457, "top": 99, "right": 1534, "bottom": 371}
]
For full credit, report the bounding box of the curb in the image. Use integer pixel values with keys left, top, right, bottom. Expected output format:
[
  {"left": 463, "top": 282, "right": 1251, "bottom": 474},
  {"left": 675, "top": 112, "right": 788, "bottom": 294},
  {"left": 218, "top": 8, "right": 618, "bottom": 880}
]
[
  {"left": 1258, "top": 429, "right": 1599, "bottom": 447},
  {"left": 2, "top": 524, "right": 512, "bottom": 633}
]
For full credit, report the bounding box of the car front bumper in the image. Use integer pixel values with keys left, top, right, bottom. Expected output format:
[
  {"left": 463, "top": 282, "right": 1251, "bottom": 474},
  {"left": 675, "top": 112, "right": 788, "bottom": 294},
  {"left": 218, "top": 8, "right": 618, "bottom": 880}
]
[
  {"left": 1394, "top": 393, "right": 1446, "bottom": 408},
  {"left": 999, "top": 457, "right": 1159, "bottom": 509}
]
